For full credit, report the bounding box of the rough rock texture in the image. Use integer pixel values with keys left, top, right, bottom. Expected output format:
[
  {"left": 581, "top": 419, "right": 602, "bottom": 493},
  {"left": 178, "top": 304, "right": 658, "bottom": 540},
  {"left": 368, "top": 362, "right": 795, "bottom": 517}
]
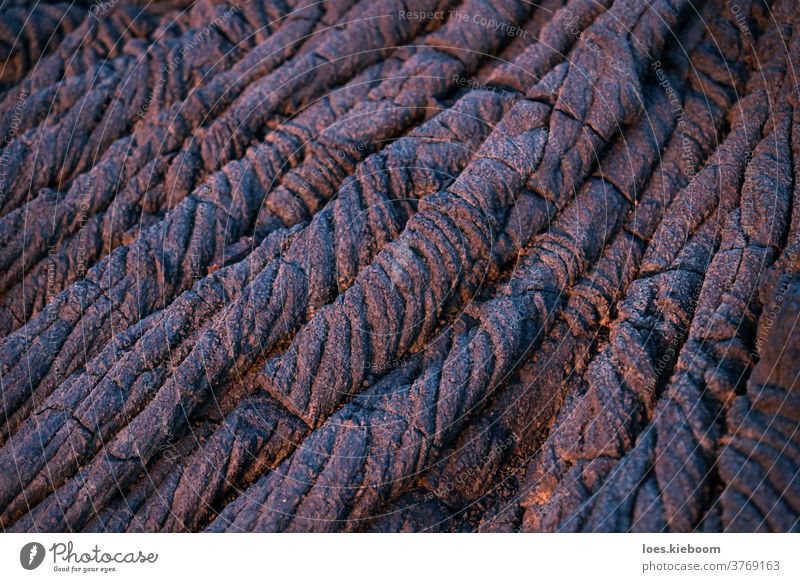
[{"left": 0, "top": 0, "right": 797, "bottom": 532}]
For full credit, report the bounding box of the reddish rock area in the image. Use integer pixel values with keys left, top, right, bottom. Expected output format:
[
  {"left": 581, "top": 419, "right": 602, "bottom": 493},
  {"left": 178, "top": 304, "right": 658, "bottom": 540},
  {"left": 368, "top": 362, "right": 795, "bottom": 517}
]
[{"left": 0, "top": 0, "right": 797, "bottom": 532}]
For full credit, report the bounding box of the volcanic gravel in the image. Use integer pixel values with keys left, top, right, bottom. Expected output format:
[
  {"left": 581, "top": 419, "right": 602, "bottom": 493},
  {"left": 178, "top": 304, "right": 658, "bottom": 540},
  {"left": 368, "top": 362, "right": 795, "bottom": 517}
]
[{"left": 0, "top": 0, "right": 797, "bottom": 532}]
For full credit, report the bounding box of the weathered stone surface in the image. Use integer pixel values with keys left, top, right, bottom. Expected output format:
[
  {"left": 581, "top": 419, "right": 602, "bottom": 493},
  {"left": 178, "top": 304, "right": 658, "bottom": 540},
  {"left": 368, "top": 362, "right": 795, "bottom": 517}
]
[{"left": 0, "top": 0, "right": 796, "bottom": 533}]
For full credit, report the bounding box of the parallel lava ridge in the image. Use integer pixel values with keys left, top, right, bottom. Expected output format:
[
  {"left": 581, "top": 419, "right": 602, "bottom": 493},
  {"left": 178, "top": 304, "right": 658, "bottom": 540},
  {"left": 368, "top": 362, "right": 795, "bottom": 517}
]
[{"left": 0, "top": 0, "right": 797, "bottom": 532}]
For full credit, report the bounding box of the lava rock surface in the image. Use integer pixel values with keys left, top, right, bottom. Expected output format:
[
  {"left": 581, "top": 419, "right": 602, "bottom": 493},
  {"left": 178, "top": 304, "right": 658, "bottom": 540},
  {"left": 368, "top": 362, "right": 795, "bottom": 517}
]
[{"left": 0, "top": 0, "right": 797, "bottom": 532}]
